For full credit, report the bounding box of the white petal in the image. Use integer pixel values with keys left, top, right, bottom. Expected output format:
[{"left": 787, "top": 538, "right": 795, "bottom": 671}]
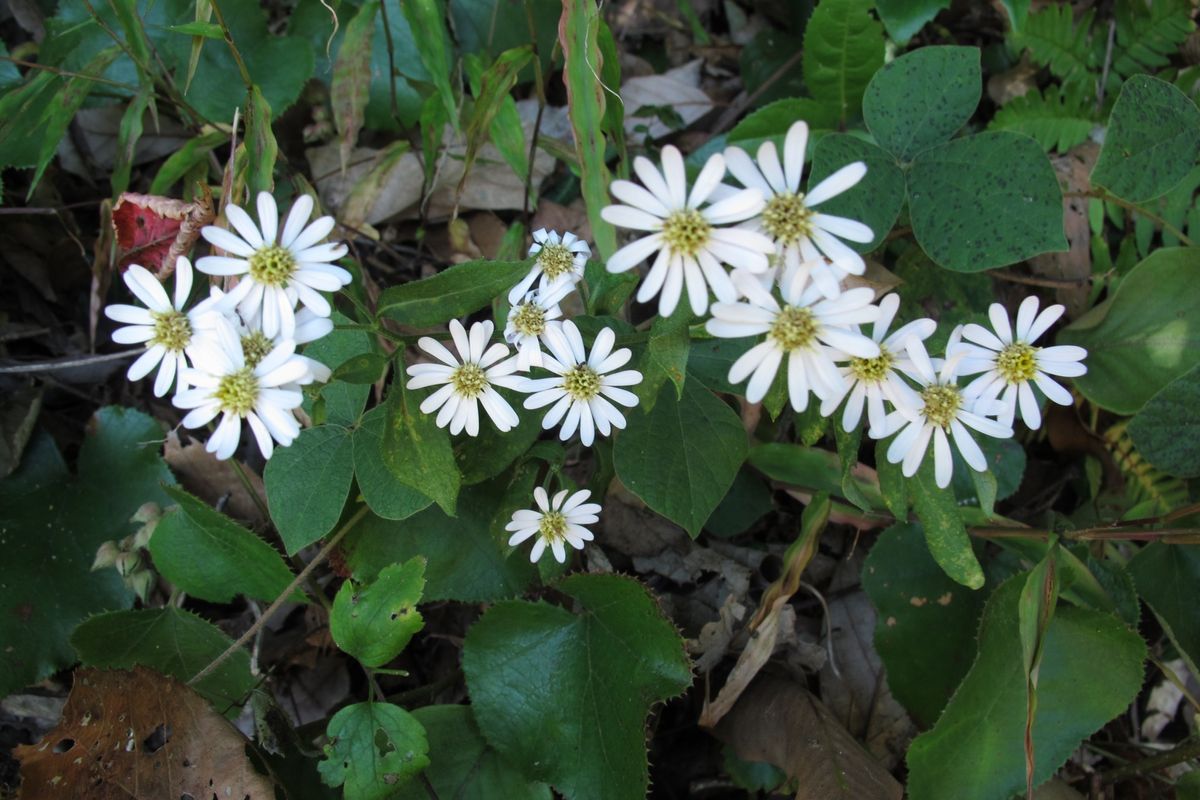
[
  {"left": 256, "top": 192, "right": 279, "bottom": 244},
  {"left": 988, "top": 303, "right": 1014, "bottom": 344},
  {"left": 607, "top": 234, "right": 664, "bottom": 274},
  {"left": 1018, "top": 381, "right": 1042, "bottom": 429},
  {"left": 951, "top": 420, "right": 987, "bottom": 472},
  {"left": 127, "top": 344, "right": 166, "bottom": 381},
  {"left": 601, "top": 204, "right": 664, "bottom": 232},
  {"left": 723, "top": 146, "right": 772, "bottom": 195},
  {"left": 806, "top": 162, "right": 866, "bottom": 207},
  {"left": 124, "top": 264, "right": 172, "bottom": 313},
  {"left": 201, "top": 225, "right": 257, "bottom": 258},
  {"left": 933, "top": 426, "right": 953, "bottom": 488},
  {"left": 756, "top": 140, "right": 787, "bottom": 195},
  {"left": 280, "top": 194, "right": 315, "bottom": 247},
  {"left": 1026, "top": 303, "right": 1066, "bottom": 344},
  {"left": 289, "top": 215, "right": 337, "bottom": 253},
  {"left": 660, "top": 145, "right": 687, "bottom": 209},
  {"left": 633, "top": 155, "right": 674, "bottom": 209},
  {"left": 783, "top": 120, "right": 808, "bottom": 192},
  {"left": 1035, "top": 372, "right": 1073, "bottom": 405},
  {"left": 688, "top": 153, "right": 726, "bottom": 208},
  {"left": 813, "top": 213, "right": 873, "bottom": 244},
  {"left": 610, "top": 179, "right": 670, "bottom": 217}
]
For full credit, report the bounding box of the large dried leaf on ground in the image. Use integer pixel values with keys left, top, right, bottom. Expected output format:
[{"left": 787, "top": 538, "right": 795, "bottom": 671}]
[
  {"left": 111, "top": 190, "right": 214, "bottom": 276},
  {"left": 15, "top": 666, "right": 273, "bottom": 800}
]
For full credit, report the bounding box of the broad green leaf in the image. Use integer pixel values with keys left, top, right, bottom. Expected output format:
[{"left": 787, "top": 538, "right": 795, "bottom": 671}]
[
  {"left": 70, "top": 608, "right": 255, "bottom": 711},
  {"left": 453, "top": 400, "right": 543, "bottom": 485},
  {"left": 303, "top": 312, "right": 371, "bottom": 425},
  {"left": 584, "top": 258, "right": 639, "bottom": 316},
  {"left": 687, "top": 337, "right": 754, "bottom": 394},
  {"left": 873, "top": 0, "right": 951, "bottom": 43},
  {"left": 863, "top": 46, "right": 980, "bottom": 161},
  {"left": 149, "top": 486, "right": 296, "bottom": 603},
  {"left": 950, "top": 436, "right": 1026, "bottom": 505},
  {"left": 1061, "top": 247, "right": 1200, "bottom": 414},
  {"left": 908, "top": 132, "right": 1067, "bottom": 271},
  {"left": 1092, "top": 75, "right": 1200, "bottom": 204},
  {"left": 364, "top": 0, "right": 427, "bottom": 129},
  {"left": 462, "top": 574, "right": 692, "bottom": 800},
  {"left": 704, "top": 468, "right": 774, "bottom": 538},
  {"left": 377, "top": 259, "right": 532, "bottom": 326},
  {"left": 809, "top": 134, "right": 903, "bottom": 253},
  {"left": 400, "top": 0, "right": 458, "bottom": 130},
  {"left": 615, "top": 380, "right": 748, "bottom": 536},
  {"left": 331, "top": 1, "right": 378, "bottom": 174},
  {"left": 875, "top": 440, "right": 908, "bottom": 519},
  {"left": 319, "top": 702, "right": 430, "bottom": 800},
  {"left": 1128, "top": 543, "right": 1200, "bottom": 675},
  {"left": 863, "top": 523, "right": 988, "bottom": 727},
  {"left": 352, "top": 405, "right": 433, "bottom": 520},
  {"left": 747, "top": 442, "right": 886, "bottom": 512},
  {"left": 331, "top": 352, "right": 389, "bottom": 384},
  {"left": 1128, "top": 365, "right": 1200, "bottom": 478},
  {"left": 383, "top": 362, "right": 460, "bottom": 515},
  {"left": 802, "top": 0, "right": 884, "bottom": 123},
  {"left": 906, "top": 576, "right": 1146, "bottom": 800},
  {"left": 0, "top": 69, "right": 61, "bottom": 169},
  {"left": 265, "top": 425, "right": 355, "bottom": 554},
  {"left": 0, "top": 407, "right": 174, "bottom": 696},
  {"left": 636, "top": 307, "right": 691, "bottom": 407},
  {"left": 1018, "top": 546, "right": 1061, "bottom": 795},
  {"left": 726, "top": 97, "right": 840, "bottom": 154},
  {"left": 739, "top": 29, "right": 806, "bottom": 109},
  {"left": 245, "top": 86, "right": 277, "bottom": 196},
  {"left": 331, "top": 558, "right": 425, "bottom": 668},
  {"left": 395, "top": 705, "right": 552, "bottom": 799},
  {"left": 912, "top": 454, "right": 984, "bottom": 589}
]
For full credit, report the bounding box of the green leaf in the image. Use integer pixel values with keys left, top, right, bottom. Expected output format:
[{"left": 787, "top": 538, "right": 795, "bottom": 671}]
[
  {"left": 1092, "top": 75, "right": 1200, "bottom": 204},
  {"left": 150, "top": 130, "right": 226, "bottom": 195},
  {"left": 875, "top": 439, "right": 908, "bottom": 519},
  {"left": 382, "top": 372, "right": 460, "bottom": 515},
  {"left": 331, "top": 558, "right": 425, "bottom": 668},
  {"left": 912, "top": 453, "right": 984, "bottom": 589},
  {"left": 352, "top": 405, "right": 433, "bottom": 520},
  {"left": 0, "top": 407, "right": 174, "bottom": 696},
  {"left": 111, "top": 89, "right": 151, "bottom": 197},
  {"left": 303, "top": 312, "right": 372, "bottom": 425},
  {"left": 1128, "top": 366, "right": 1200, "bottom": 478},
  {"left": 331, "top": 0, "right": 378, "bottom": 175},
  {"left": 705, "top": 467, "right": 773, "bottom": 538},
  {"left": 747, "top": 442, "right": 886, "bottom": 511},
  {"left": 265, "top": 425, "right": 355, "bottom": 554},
  {"left": 453, "top": 400, "right": 543, "bottom": 485},
  {"left": 801, "top": 0, "right": 884, "bottom": 123},
  {"left": 319, "top": 702, "right": 430, "bottom": 800},
  {"left": 462, "top": 574, "right": 692, "bottom": 800},
  {"left": 244, "top": 86, "right": 278, "bottom": 196},
  {"left": 463, "top": 46, "right": 534, "bottom": 181},
  {"left": 377, "top": 259, "right": 532, "bottom": 326},
  {"left": 873, "top": 0, "right": 951, "bottom": 43},
  {"left": 906, "top": 575, "right": 1146, "bottom": 800},
  {"left": 688, "top": 337, "right": 754, "bottom": 394},
  {"left": 1018, "top": 546, "right": 1061, "bottom": 794},
  {"left": 727, "top": 97, "right": 840, "bottom": 153},
  {"left": 71, "top": 608, "right": 255, "bottom": 711},
  {"left": 1013, "top": 5, "right": 1096, "bottom": 90},
  {"left": 168, "top": 20, "right": 223, "bottom": 38},
  {"left": 908, "top": 132, "right": 1067, "bottom": 271},
  {"left": 400, "top": 0, "right": 458, "bottom": 130},
  {"left": 1128, "top": 543, "right": 1200, "bottom": 675},
  {"left": 988, "top": 84, "right": 1094, "bottom": 153},
  {"left": 636, "top": 307, "right": 691, "bottom": 407},
  {"left": 809, "top": 134, "right": 904, "bottom": 253},
  {"left": 615, "top": 380, "right": 748, "bottom": 536},
  {"left": 395, "top": 705, "right": 552, "bottom": 799},
  {"left": 1061, "top": 247, "right": 1200, "bottom": 414},
  {"left": 149, "top": 486, "right": 296, "bottom": 603},
  {"left": 332, "top": 352, "right": 389, "bottom": 384},
  {"left": 833, "top": 423, "right": 871, "bottom": 512},
  {"left": 364, "top": 0, "right": 427, "bottom": 129},
  {"left": 863, "top": 523, "right": 989, "bottom": 727},
  {"left": 863, "top": 46, "right": 981, "bottom": 161}
]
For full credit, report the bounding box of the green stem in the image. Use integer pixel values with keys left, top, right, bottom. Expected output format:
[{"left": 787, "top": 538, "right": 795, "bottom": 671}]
[
  {"left": 209, "top": 0, "right": 254, "bottom": 91},
  {"left": 1070, "top": 188, "right": 1196, "bottom": 247}
]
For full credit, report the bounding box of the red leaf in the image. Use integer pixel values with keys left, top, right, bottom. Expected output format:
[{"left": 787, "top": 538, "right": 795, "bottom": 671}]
[{"left": 112, "top": 189, "right": 215, "bottom": 277}]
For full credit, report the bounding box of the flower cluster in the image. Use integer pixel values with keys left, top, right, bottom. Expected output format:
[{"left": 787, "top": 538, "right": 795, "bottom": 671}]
[{"left": 105, "top": 192, "right": 348, "bottom": 461}]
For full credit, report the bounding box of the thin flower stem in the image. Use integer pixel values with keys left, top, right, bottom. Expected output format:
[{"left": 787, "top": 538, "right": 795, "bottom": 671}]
[
  {"left": 229, "top": 458, "right": 271, "bottom": 523},
  {"left": 969, "top": 525, "right": 1200, "bottom": 544},
  {"left": 209, "top": 0, "right": 254, "bottom": 91},
  {"left": 377, "top": 0, "right": 400, "bottom": 123},
  {"left": 1099, "top": 736, "right": 1200, "bottom": 785},
  {"left": 521, "top": 0, "right": 548, "bottom": 222}
]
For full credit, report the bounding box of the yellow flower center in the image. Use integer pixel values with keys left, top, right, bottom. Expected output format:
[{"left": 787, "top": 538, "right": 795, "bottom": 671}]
[
  {"left": 511, "top": 302, "right": 546, "bottom": 337},
  {"left": 241, "top": 330, "right": 273, "bottom": 368},
  {"left": 247, "top": 244, "right": 296, "bottom": 287},
  {"left": 215, "top": 367, "right": 260, "bottom": 416},
  {"left": 451, "top": 363, "right": 488, "bottom": 398},
  {"left": 996, "top": 342, "right": 1039, "bottom": 384},
  {"left": 921, "top": 385, "right": 962, "bottom": 429},
  {"left": 768, "top": 306, "right": 818, "bottom": 351},
  {"left": 849, "top": 349, "right": 894, "bottom": 384},
  {"left": 151, "top": 309, "right": 191, "bottom": 352},
  {"left": 537, "top": 243, "right": 577, "bottom": 280},
  {"left": 538, "top": 510, "right": 568, "bottom": 543},
  {"left": 762, "top": 192, "right": 813, "bottom": 247},
  {"left": 661, "top": 209, "right": 711, "bottom": 258},
  {"left": 563, "top": 365, "right": 601, "bottom": 401}
]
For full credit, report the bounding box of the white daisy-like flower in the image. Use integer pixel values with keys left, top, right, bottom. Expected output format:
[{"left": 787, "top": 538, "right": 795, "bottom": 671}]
[
  {"left": 953, "top": 296, "right": 1088, "bottom": 430},
  {"left": 506, "top": 487, "right": 601, "bottom": 564},
  {"left": 405, "top": 319, "right": 521, "bottom": 437},
  {"left": 104, "top": 256, "right": 216, "bottom": 397},
  {"left": 196, "top": 192, "right": 351, "bottom": 340},
  {"left": 818, "top": 293, "right": 935, "bottom": 435},
  {"left": 237, "top": 307, "right": 334, "bottom": 386},
  {"left": 600, "top": 145, "right": 775, "bottom": 317},
  {"left": 724, "top": 120, "right": 873, "bottom": 298},
  {"left": 880, "top": 334, "right": 1014, "bottom": 489},
  {"left": 504, "top": 281, "right": 572, "bottom": 371},
  {"left": 173, "top": 315, "right": 310, "bottom": 460},
  {"left": 515, "top": 320, "right": 642, "bottom": 447},
  {"left": 510, "top": 229, "right": 590, "bottom": 304},
  {"left": 705, "top": 262, "right": 881, "bottom": 411}
]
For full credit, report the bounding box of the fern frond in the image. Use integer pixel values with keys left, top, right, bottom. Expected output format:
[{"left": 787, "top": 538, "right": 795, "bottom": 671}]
[
  {"left": 1104, "top": 421, "right": 1188, "bottom": 514},
  {"left": 989, "top": 84, "right": 1095, "bottom": 152},
  {"left": 1111, "top": 0, "right": 1195, "bottom": 80},
  {"left": 1016, "top": 5, "right": 1098, "bottom": 89}
]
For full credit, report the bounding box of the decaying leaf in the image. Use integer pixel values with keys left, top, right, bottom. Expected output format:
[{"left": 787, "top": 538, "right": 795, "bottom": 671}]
[
  {"left": 1029, "top": 142, "right": 1096, "bottom": 315},
  {"left": 621, "top": 60, "right": 714, "bottom": 139},
  {"left": 163, "top": 430, "right": 269, "bottom": 528},
  {"left": 111, "top": 189, "right": 215, "bottom": 276},
  {"left": 15, "top": 666, "right": 274, "bottom": 799}
]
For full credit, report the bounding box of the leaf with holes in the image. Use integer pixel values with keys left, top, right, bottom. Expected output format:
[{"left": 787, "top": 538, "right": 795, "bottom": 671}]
[
  {"left": 319, "top": 702, "right": 430, "bottom": 800},
  {"left": 331, "top": 558, "right": 426, "bottom": 668}
]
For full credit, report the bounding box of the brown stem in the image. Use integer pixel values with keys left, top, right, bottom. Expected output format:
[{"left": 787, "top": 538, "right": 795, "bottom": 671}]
[
  {"left": 991, "top": 270, "right": 1093, "bottom": 289},
  {"left": 1100, "top": 737, "right": 1200, "bottom": 785}
]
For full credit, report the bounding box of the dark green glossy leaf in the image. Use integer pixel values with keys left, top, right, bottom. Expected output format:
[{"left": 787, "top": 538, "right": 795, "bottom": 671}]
[
  {"left": 809, "top": 134, "right": 905, "bottom": 252},
  {"left": 912, "top": 454, "right": 984, "bottom": 589},
  {"left": 1128, "top": 365, "right": 1200, "bottom": 478},
  {"left": 1128, "top": 543, "right": 1200, "bottom": 674},
  {"left": 377, "top": 259, "right": 532, "bottom": 326},
  {"left": 319, "top": 702, "right": 429, "bottom": 800},
  {"left": 802, "top": 0, "right": 884, "bottom": 123},
  {"left": 384, "top": 375, "right": 460, "bottom": 515},
  {"left": 351, "top": 405, "right": 433, "bottom": 520},
  {"left": 265, "top": 425, "right": 355, "bottom": 554}
]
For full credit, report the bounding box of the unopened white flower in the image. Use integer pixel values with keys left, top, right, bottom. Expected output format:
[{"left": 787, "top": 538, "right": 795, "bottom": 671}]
[
  {"left": 724, "top": 121, "right": 872, "bottom": 298},
  {"left": 516, "top": 320, "right": 642, "bottom": 447},
  {"left": 954, "top": 296, "right": 1088, "bottom": 430},
  {"left": 506, "top": 487, "right": 601, "bottom": 564},
  {"left": 196, "top": 192, "right": 351, "bottom": 340},
  {"left": 880, "top": 335, "right": 1014, "bottom": 489},
  {"left": 705, "top": 263, "right": 881, "bottom": 411},
  {"left": 406, "top": 320, "right": 521, "bottom": 437},
  {"left": 173, "top": 315, "right": 309, "bottom": 460},
  {"left": 819, "top": 293, "right": 935, "bottom": 435},
  {"left": 601, "top": 145, "right": 774, "bottom": 316},
  {"left": 510, "top": 229, "right": 590, "bottom": 304},
  {"left": 504, "top": 281, "right": 572, "bottom": 371}
]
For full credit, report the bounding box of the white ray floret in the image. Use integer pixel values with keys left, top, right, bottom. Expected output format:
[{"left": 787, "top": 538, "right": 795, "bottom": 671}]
[
  {"left": 196, "top": 192, "right": 351, "bottom": 340},
  {"left": 510, "top": 229, "right": 590, "bottom": 304},
  {"left": 504, "top": 281, "right": 572, "bottom": 371},
  {"left": 953, "top": 296, "right": 1088, "bottom": 430},
  {"left": 601, "top": 145, "right": 775, "bottom": 316},
  {"left": 405, "top": 319, "right": 521, "bottom": 437},
  {"left": 515, "top": 320, "right": 643, "bottom": 447},
  {"left": 506, "top": 487, "right": 601, "bottom": 564},
  {"left": 705, "top": 262, "right": 881, "bottom": 411}
]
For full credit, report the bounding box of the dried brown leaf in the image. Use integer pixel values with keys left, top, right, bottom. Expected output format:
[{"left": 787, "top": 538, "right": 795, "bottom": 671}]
[
  {"left": 1029, "top": 142, "right": 1097, "bottom": 316},
  {"left": 111, "top": 189, "right": 214, "bottom": 277},
  {"left": 163, "top": 430, "right": 268, "bottom": 528}
]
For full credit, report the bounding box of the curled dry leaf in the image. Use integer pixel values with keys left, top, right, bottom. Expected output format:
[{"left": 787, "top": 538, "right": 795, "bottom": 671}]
[
  {"left": 15, "top": 666, "right": 274, "bottom": 800},
  {"left": 111, "top": 189, "right": 215, "bottom": 277},
  {"left": 163, "top": 431, "right": 269, "bottom": 528}
]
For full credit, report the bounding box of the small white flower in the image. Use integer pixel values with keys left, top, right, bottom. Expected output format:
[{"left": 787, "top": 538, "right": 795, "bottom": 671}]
[
  {"left": 705, "top": 262, "right": 881, "bottom": 411},
  {"left": 104, "top": 256, "right": 215, "bottom": 397},
  {"left": 819, "top": 293, "right": 935, "bottom": 436},
  {"left": 724, "top": 121, "right": 873, "bottom": 298},
  {"left": 173, "top": 315, "right": 310, "bottom": 460},
  {"left": 601, "top": 145, "right": 775, "bottom": 316},
  {"left": 953, "top": 296, "right": 1088, "bottom": 430},
  {"left": 506, "top": 487, "right": 601, "bottom": 564},
  {"left": 196, "top": 192, "right": 351, "bottom": 340},
  {"left": 516, "top": 320, "right": 642, "bottom": 447},
  {"left": 405, "top": 319, "right": 521, "bottom": 437},
  {"left": 236, "top": 307, "right": 334, "bottom": 386},
  {"left": 504, "top": 281, "right": 572, "bottom": 371},
  {"left": 880, "top": 334, "right": 1014, "bottom": 489},
  {"left": 510, "top": 229, "right": 590, "bottom": 304}
]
